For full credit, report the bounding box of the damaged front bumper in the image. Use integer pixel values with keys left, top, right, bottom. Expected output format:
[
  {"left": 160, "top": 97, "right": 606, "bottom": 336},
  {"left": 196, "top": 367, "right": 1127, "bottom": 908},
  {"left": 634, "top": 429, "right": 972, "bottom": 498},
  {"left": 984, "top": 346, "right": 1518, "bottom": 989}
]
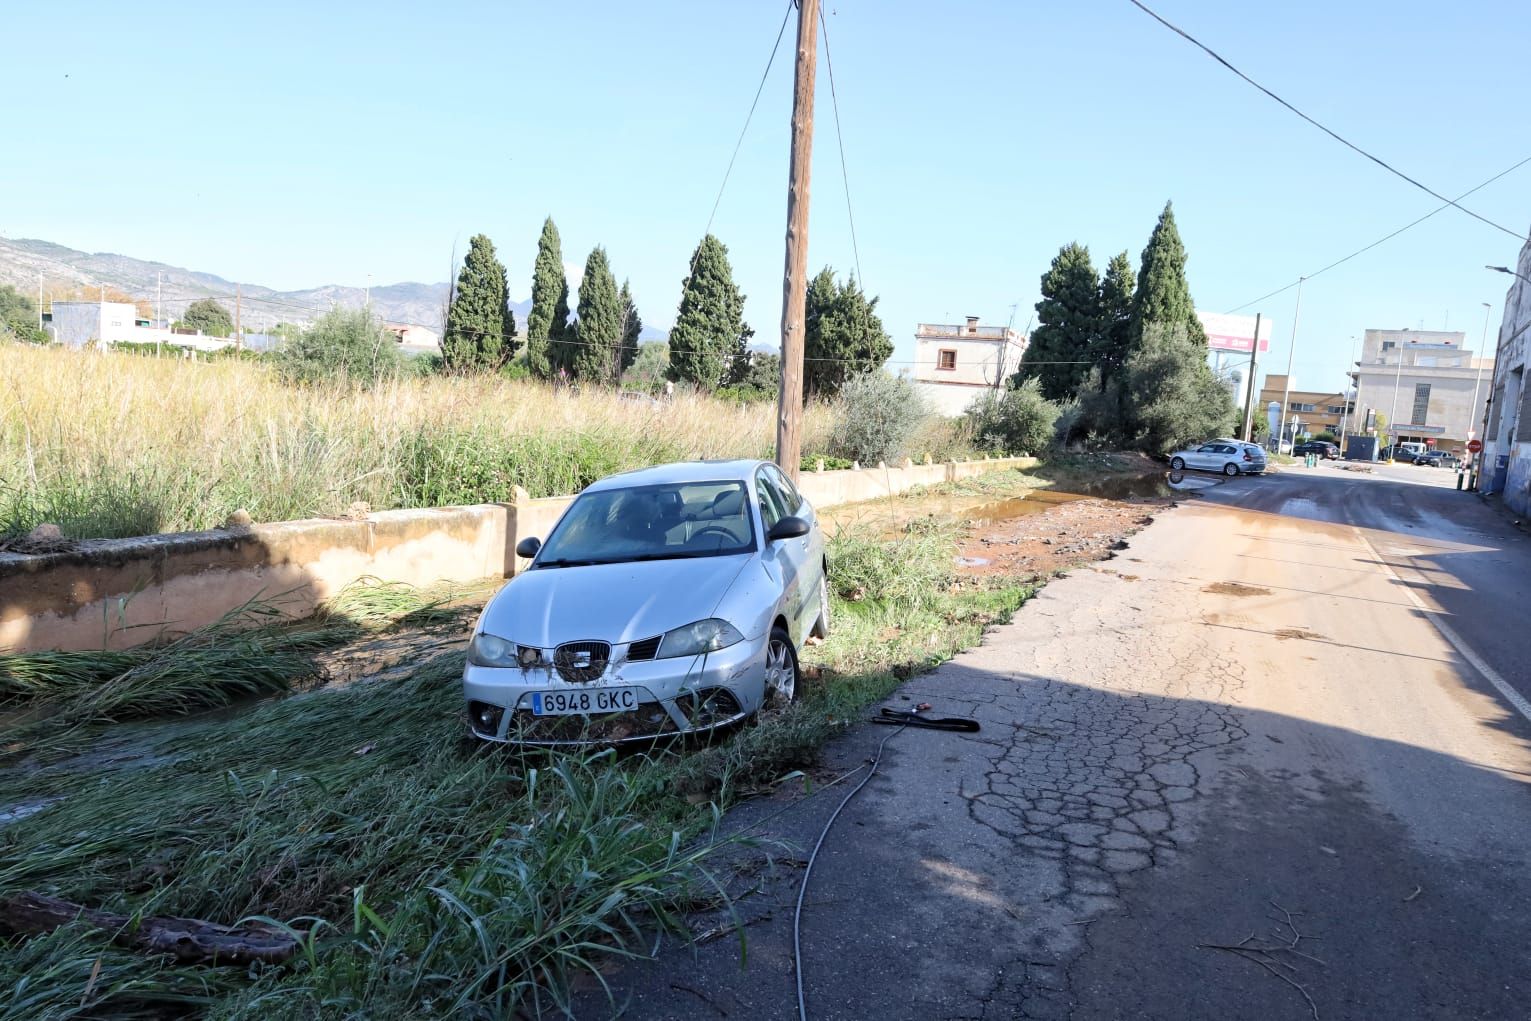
[{"left": 461, "top": 631, "right": 768, "bottom": 746}]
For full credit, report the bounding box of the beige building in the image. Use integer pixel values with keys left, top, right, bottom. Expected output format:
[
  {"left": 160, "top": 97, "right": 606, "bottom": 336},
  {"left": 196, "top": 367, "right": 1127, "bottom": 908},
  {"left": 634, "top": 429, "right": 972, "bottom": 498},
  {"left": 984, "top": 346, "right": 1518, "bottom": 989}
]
[
  {"left": 1350, "top": 328, "right": 1492, "bottom": 453},
  {"left": 912, "top": 317, "right": 1028, "bottom": 416},
  {"left": 1260, "top": 375, "right": 1352, "bottom": 440}
]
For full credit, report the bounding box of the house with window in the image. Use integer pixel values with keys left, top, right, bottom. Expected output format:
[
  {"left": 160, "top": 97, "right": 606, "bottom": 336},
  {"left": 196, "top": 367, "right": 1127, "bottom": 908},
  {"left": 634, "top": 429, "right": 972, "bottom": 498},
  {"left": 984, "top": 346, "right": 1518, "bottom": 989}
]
[
  {"left": 912, "top": 317, "right": 1028, "bottom": 416},
  {"left": 1258, "top": 375, "right": 1353, "bottom": 440}
]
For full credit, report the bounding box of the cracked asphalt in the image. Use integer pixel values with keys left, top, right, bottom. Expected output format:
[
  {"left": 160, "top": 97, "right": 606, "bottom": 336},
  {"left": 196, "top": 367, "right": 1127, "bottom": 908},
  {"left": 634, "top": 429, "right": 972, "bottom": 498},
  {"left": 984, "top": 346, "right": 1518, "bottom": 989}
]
[{"left": 583, "top": 467, "right": 1531, "bottom": 1020}]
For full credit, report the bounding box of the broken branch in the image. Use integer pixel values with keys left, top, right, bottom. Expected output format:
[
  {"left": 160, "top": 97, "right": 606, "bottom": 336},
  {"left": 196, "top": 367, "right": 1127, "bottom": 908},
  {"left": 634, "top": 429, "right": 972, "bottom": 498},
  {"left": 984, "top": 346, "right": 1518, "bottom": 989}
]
[{"left": 0, "top": 891, "right": 303, "bottom": 967}]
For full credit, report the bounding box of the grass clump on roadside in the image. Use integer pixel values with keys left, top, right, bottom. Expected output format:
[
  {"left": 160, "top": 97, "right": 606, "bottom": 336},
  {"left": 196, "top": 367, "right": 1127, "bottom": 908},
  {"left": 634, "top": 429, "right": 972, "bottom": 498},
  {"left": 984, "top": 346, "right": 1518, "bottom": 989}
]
[{"left": 0, "top": 516, "right": 1034, "bottom": 1018}]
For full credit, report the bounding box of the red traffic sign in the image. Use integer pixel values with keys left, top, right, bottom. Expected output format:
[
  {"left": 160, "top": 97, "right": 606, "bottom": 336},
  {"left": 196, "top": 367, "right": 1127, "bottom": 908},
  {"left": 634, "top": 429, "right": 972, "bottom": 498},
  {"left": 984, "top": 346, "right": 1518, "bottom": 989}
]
[{"left": 1468, "top": 439, "right": 1484, "bottom": 454}]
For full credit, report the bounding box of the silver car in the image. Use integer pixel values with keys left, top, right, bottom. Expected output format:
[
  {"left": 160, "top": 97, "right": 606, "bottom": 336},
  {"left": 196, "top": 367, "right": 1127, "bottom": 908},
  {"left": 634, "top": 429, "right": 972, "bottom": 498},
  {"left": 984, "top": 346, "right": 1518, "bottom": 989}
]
[
  {"left": 462, "top": 459, "right": 829, "bottom": 746},
  {"left": 1168, "top": 439, "right": 1266, "bottom": 476}
]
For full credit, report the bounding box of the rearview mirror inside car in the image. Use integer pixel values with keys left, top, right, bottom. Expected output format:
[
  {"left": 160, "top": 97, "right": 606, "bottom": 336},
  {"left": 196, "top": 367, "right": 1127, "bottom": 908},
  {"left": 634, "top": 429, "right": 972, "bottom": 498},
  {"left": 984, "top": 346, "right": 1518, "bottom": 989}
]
[
  {"left": 515, "top": 536, "right": 542, "bottom": 559},
  {"left": 768, "top": 516, "right": 810, "bottom": 541}
]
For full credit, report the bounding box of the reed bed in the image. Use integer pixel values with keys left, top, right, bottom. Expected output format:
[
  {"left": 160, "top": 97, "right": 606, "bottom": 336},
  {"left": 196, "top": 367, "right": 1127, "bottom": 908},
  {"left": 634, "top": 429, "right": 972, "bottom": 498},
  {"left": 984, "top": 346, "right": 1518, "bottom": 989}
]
[{"left": 0, "top": 344, "right": 834, "bottom": 539}]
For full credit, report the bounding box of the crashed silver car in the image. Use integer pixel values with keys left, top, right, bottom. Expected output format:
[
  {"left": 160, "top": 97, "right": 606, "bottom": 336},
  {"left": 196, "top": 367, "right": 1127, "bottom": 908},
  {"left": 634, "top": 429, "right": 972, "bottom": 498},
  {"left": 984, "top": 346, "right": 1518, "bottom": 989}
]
[{"left": 462, "top": 460, "right": 829, "bottom": 746}]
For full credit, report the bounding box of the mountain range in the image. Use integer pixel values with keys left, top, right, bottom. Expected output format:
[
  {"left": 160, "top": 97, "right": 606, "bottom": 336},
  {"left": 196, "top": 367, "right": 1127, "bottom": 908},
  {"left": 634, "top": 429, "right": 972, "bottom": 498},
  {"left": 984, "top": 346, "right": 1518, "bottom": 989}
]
[{"left": 0, "top": 237, "right": 663, "bottom": 341}]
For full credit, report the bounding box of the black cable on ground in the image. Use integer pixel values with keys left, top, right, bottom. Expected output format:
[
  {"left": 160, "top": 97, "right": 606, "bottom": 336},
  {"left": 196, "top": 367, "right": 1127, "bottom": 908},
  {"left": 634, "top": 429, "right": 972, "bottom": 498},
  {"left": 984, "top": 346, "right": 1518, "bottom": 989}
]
[{"left": 793, "top": 721, "right": 906, "bottom": 1021}]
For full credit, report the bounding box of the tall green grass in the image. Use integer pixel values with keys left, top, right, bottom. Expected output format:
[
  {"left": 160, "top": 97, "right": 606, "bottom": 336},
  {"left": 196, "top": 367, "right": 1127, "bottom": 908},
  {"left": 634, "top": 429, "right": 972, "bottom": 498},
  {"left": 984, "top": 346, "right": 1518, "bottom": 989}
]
[{"left": 0, "top": 344, "right": 833, "bottom": 540}]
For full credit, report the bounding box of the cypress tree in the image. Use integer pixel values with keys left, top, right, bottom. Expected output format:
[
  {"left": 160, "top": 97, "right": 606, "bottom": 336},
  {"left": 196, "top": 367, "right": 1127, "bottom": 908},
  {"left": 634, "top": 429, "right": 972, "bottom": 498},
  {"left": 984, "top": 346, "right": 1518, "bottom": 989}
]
[
  {"left": 668, "top": 234, "right": 750, "bottom": 389},
  {"left": 1120, "top": 204, "right": 1231, "bottom": 449},
  {"left": 571, "top": 246, "right": 621, "bottom": 382},
  {"left": 527, "top": 217, "right": 571, "bottom": 379},
  {"left": 1094, "top": 250, "right": 1136, "bottom": 386},
  {"left": 1127, "top": 202, "right": 1207, "bottom": 353},
  {"left": 618, "top": 279, "right": 643, "bottom": 377},
  {"left": 1013, "top": 243, "right": 1100, "bottom": 401},
  {"left": 442, "top": 233, "right": 516, "bottom": 372},
  {"left": 803, "top": 268, "right": 892, "bottom": 400}
]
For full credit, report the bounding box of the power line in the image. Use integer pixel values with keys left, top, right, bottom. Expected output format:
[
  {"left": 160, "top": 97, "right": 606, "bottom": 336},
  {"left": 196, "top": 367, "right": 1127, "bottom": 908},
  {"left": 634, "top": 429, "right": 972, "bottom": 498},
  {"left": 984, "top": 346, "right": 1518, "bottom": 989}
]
[
  {"left": 1226, "top": 153, "right": 1531, "bottom": 314},
  {"left": 703, "top": 0, "right": 795, "bottom": 240},
  {"left": 1127, "top": 0, "right": 1527, "bottom": 242},
  {"left": 817, "top": 3, "right": 863, "bottom": 287}
]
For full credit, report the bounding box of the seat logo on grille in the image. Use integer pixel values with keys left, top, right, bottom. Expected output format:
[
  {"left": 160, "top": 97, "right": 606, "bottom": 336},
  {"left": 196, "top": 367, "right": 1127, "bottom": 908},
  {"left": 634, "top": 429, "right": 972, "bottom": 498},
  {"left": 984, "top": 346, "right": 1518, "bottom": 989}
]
[{"left": 570, "top": 651, "right": 592, "bottom": 669}]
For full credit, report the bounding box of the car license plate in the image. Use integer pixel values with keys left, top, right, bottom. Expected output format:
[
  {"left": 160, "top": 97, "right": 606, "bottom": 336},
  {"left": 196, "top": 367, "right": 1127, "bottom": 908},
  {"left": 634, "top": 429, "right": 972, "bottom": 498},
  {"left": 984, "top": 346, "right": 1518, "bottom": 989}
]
[{"left": 530, "top": 688, "right": 640, "bottom": 716}]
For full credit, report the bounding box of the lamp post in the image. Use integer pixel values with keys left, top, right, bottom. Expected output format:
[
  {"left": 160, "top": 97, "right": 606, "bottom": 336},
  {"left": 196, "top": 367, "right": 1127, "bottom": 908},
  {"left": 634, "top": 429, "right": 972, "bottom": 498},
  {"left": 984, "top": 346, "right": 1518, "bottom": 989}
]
[
  {"left": 1469, "top": 303, "right": 1491, "bottom": 447},
  {"left": 1487, "top": 265, "right": 1531, "bottom": 285},
  {"left": 1275, "top": 277, "right": 1305, "bottom": 455},
  {"left": 1337, "top": 334, "right": 1358, "bottom": 446},
  {"left": 1386, "top": 339, "right": 1405, "bottom": 462}
]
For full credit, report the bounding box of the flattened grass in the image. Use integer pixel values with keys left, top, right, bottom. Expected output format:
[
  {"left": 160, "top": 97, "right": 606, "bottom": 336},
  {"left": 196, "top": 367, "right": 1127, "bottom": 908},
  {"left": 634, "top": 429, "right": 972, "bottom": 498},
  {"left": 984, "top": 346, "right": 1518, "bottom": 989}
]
[{"left": 0, "top": 517, "right": 1037, "bottom": 1018}]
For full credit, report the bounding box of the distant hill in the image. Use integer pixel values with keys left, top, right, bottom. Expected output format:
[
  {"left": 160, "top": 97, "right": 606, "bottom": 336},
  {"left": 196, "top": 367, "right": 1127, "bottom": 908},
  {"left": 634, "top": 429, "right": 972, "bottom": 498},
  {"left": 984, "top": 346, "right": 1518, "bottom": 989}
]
[{"left": 0, "top": 237, "right": 663, "bottom": 340}]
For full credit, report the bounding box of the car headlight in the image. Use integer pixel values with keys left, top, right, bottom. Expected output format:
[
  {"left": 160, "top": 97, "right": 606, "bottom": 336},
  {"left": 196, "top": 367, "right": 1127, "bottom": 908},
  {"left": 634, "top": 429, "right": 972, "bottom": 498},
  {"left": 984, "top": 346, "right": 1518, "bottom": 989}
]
[
  {"left": 467, "top": 632, "right": 518, "bottom": 668},
  {"left": 657, "top": 619, "right": 744, "bottom": 659}
]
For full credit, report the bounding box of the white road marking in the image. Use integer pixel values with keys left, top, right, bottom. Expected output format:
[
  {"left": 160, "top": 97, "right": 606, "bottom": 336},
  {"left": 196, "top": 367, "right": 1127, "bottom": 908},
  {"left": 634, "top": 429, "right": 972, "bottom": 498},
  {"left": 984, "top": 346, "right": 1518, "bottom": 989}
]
[{"left": 1354, "top": 526, "right": 1531, "bottom": 725}]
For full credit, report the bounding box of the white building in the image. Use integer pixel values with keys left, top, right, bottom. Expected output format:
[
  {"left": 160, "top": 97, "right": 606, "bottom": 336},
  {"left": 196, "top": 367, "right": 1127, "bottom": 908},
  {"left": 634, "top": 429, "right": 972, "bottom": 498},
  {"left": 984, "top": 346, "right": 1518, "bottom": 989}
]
[
  {"left": 1482, "top": 231, "right": 1531, "bottom": 512},
  {"left": 48, "top": 300, "right": 234, "bottom": 352},
  {"left": 912, "top": 317, "right": 1027, "bottom": 416},
  {"left": 1350, "top": 328, "right": 1491, "bottom": 452}
]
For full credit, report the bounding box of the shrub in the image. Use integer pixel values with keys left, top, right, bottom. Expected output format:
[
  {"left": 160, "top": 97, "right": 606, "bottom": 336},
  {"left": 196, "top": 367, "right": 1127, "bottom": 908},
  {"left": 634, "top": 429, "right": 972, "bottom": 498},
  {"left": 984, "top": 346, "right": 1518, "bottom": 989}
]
[
  {"left": 1311, "top": 430, "right": 1338, "bottom": 444},
  {"left": 826, "top": 371, "right": 928, "bottom": 465},
  {"left": 965, "top": 377, "right": 1060, "bottom": 455},
  {"left": 277, "top": 308, "right": 403, "bottom": 386},
  {"left": 800, "top": 454, "right": 854, "bottom": 472}
]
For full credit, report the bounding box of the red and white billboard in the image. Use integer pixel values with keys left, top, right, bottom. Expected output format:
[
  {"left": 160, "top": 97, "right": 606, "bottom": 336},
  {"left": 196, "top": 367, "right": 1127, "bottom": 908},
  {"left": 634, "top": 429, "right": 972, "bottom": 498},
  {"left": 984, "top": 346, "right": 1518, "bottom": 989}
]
[{"left": 1197, "top": 311, "right": 1273, "bottom": 355}]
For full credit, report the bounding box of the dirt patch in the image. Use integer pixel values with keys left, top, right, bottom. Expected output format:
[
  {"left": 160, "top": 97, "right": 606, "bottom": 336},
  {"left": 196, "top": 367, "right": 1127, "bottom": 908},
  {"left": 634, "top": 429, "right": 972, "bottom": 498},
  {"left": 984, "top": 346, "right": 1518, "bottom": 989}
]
[
  {"left": 1203, "top": 582, "right": 1272, "bottom": 597},
  {"left": 955, "top": 492, "right": 1171, "bottom": 579}
]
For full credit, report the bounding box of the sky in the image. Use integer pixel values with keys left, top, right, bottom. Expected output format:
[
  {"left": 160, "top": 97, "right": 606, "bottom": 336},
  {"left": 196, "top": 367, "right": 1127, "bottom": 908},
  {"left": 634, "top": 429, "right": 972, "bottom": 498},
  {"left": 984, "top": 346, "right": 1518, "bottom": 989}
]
[{"left": 3, "top": 0, "right": 1528, "bottom": 396}]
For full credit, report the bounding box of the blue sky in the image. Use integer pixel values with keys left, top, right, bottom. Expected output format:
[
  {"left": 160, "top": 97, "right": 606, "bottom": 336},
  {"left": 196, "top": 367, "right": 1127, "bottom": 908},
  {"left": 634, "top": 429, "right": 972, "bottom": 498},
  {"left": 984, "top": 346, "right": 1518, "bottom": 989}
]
[{"left": 3, "top": 0, "right": 1527, "bottom": 394}]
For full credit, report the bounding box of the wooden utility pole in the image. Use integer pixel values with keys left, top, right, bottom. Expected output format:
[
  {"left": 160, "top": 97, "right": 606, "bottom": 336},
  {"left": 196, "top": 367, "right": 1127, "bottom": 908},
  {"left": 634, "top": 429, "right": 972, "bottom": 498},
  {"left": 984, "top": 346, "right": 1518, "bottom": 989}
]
[
  {"left": 235, "top": 283, "right": 243, "bottom": 350},
  {"left": 775, "top": 0, "right": 819, "bottom": 483},
  {"left": 1240, "top": 312, "right": 1261, "bottom": 440}
]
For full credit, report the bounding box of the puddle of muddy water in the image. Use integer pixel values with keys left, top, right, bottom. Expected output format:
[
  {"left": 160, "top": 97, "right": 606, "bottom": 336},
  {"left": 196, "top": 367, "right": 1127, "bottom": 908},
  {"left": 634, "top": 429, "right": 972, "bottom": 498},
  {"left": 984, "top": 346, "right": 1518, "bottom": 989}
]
[{"left": 825, "top": 472, "right": 1184, "bottom": 537}]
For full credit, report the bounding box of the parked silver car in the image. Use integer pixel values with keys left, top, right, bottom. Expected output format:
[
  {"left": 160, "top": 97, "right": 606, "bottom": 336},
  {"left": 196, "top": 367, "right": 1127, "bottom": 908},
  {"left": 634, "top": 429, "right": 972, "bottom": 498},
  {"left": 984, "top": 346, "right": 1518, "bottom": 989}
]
[
  {"left": 1168, "top": 439, "right": 1266, "bottom": 476},
  {"left": 462, "top": 460, "right": 829, "bottom": 746}
]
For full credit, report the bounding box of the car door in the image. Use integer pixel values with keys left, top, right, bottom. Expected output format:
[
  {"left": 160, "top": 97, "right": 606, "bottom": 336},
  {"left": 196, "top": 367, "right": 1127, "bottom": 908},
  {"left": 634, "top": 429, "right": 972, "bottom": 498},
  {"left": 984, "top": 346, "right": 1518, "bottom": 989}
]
[
  {"left": 1191, "top": 443, "right": 1217, "bottom": 470},
  {"left": 766, "top": 464, "right": 824, "bottom": 628},
  {"left": 755, "top": 466, "right": 809, "bottom": 638}
]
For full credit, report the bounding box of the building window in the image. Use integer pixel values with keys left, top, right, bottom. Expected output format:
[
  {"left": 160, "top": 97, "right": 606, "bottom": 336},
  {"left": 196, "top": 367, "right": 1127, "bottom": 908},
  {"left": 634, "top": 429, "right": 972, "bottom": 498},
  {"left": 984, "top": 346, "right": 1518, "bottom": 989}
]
[
  {"left": 1411, "top": 383, "right": 1431, "bottom": 425},
  {"left": 937, "top": 349, "right": 957, "bottom": 371},
  {"left": 1290, "top": 402, "right": 1316, "bottom": 413},
  {"left": 1382, "top": 341, "right": 1395, "bottom": 350}
]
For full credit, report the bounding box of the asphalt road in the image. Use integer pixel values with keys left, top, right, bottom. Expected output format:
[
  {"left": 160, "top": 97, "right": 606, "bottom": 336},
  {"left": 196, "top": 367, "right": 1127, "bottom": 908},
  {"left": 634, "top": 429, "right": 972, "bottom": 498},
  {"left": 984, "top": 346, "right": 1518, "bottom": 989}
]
[{"left": 582, "top": 465, "right": 1531, "bottom": 1020}]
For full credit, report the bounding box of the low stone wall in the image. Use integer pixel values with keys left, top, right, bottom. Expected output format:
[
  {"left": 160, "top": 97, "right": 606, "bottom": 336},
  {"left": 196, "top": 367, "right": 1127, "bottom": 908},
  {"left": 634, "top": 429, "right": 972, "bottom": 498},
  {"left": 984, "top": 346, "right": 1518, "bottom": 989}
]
[{"left": 0, "top": 457, "right": 1036, "bottom": 653}]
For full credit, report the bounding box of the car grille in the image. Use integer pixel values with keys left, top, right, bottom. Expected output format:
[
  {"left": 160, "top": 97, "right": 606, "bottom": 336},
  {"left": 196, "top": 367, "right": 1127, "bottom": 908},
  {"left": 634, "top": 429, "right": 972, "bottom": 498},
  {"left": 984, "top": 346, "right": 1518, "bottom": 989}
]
[
  {"left": 552, "top": 641, "right": 610, "bottom": 683},
  {"left": 626, "top": 636, "right": 662, "bottom": 661}
]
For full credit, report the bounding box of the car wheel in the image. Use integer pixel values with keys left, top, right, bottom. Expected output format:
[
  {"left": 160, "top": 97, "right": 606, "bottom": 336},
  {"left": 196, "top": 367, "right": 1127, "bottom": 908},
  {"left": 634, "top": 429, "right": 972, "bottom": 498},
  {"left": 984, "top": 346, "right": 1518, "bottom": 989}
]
[
  {"left": 1170, "top": 457, "right": 1186, "bottom": 470},
  {"left": 762, "top": 626, "right": 799, "bottom": 711},
  {"left": 1223, "top": 463, "right": 1240, "bottom": 477},
  {"left": 810, "top": 571, "right": 831, "bottom": 639}
]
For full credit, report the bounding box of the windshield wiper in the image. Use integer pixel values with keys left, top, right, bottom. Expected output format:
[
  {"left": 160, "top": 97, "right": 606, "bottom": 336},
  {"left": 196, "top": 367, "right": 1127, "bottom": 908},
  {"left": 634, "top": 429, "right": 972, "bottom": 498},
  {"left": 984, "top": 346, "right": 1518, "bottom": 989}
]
[
  {"left": 533, "top": 557, "right": 604, "bottom": 569},
  {"left": 624, "top": 550, "right": 728, "bottom": 562}
]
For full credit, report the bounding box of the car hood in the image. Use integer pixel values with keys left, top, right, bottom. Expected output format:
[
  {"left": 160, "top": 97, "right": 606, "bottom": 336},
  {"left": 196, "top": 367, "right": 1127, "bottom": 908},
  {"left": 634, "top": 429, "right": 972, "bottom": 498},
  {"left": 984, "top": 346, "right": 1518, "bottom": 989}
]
[{"left": 479, "top": 554, "right": 754, "bottom": 648}]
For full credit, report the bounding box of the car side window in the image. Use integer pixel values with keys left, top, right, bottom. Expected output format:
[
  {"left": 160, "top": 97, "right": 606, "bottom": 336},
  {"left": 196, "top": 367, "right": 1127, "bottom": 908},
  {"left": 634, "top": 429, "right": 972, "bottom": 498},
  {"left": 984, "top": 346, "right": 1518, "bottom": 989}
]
[
  {"left": 755, "top": 470, "right": 788, "bottom": 530},
  {"left": 764, "top": 464, "right": 803, "bottom": 513},
  {"left": 1197, "top": 444, "right": 1214, "bottom": 453}
]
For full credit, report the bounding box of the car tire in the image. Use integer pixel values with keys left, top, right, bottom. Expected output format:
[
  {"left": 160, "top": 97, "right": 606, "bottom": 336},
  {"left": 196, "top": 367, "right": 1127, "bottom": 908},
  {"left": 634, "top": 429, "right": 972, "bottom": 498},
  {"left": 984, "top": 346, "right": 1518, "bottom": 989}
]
[
  {"left": 1170, "top": 457, "right": 1186, "bottom": 470},
  {"left": 762, "top": 626, "right": 799, "bottom": 711},
  {"left": 810, "top": 570, "right": 831, "bottom": 639},
  {"left": 1223, "top": 463, "right": 1240, "bottom": 477}
]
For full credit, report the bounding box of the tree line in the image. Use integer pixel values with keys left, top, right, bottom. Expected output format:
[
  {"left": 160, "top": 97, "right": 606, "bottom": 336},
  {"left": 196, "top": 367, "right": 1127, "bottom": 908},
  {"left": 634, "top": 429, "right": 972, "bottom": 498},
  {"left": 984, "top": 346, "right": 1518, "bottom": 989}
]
[
  {"left": 1010, "top": 202, "right": 1236, "bottom": 451},
  {"left": 438, "top": 218, "right": 893, "bottom": 400}
]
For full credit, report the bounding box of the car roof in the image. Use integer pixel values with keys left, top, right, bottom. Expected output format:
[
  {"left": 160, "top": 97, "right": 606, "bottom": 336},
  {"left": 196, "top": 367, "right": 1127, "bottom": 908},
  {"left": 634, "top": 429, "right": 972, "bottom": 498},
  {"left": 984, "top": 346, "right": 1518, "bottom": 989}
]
[{"left": 583, "top": 459, "right": 767, "bottom": 492}]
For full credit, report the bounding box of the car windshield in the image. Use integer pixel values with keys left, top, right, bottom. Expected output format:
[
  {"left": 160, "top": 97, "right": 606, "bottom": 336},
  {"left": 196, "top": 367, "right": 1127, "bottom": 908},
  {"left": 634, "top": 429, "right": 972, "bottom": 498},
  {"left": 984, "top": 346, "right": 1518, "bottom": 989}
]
[{"left": 534, "top": 480, "right": 755, "bottom": 567}]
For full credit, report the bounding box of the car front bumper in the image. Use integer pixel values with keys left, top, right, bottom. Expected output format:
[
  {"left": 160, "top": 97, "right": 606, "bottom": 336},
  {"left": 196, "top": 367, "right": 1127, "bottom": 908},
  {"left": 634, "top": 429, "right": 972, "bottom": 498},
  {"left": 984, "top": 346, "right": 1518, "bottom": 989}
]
[{"left": 461, "top": 631, "right": 770, "bottom": 746}]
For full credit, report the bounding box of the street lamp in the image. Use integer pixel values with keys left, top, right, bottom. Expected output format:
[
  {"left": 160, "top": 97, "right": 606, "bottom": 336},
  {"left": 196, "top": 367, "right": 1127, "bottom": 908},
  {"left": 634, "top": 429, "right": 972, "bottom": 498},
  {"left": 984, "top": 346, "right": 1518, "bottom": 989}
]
[{"left": 1486, "top": 265, "right": 1531, "bottom": 286}]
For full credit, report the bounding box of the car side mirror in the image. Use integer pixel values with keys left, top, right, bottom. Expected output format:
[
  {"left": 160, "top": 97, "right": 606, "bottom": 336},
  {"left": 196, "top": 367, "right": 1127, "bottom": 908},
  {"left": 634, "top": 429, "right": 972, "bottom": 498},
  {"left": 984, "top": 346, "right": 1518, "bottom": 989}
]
[
  {"left": 768, "top": 516, "right": 810, "bottom": 542},
  {"left": 515, "top": 536, "right": 542, "bottom": 559}
]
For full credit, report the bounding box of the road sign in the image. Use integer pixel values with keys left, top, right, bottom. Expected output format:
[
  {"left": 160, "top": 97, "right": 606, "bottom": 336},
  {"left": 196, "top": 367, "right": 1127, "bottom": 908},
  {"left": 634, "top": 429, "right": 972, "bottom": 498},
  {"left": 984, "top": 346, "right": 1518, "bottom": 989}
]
[{"left": 1468, "top": 438, "right": 1484, "bottom": 454}]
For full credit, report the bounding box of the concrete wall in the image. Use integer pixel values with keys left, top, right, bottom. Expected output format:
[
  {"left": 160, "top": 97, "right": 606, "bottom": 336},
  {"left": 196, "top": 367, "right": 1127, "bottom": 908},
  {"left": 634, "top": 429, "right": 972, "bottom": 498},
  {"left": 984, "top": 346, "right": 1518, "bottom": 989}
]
[
  {"left": 0, "top": 457, "right": 1037, "bottom": 654},
  {"left": 1484, "top": 226, "right": 1531, "bottom": 514}
]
